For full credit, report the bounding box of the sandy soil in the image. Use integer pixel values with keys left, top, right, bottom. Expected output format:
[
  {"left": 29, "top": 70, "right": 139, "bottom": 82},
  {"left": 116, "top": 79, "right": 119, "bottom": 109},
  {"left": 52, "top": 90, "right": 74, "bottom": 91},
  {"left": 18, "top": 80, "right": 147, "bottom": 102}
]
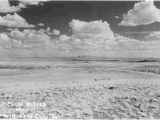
[{"left": 0, "top": 61, "right": 160, "bottom": 119}]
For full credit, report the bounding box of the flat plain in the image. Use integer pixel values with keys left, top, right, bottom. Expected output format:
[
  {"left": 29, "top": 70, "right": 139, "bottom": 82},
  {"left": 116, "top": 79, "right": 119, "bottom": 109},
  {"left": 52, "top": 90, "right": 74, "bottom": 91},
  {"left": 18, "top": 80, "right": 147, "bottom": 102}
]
[{"left": 0, "top": 59, "right": 160, "bottom": 119}]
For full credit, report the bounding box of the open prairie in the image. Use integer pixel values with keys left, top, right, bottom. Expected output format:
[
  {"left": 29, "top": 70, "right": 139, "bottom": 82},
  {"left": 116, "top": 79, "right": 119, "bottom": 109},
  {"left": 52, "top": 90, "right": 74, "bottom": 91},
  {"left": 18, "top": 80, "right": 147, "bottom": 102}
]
[
  {"left": 1, "top": 0, "right": 160, "bottom": 119},
  {"left": 0, "top": 59, "right": 160, "bottom": 119}
]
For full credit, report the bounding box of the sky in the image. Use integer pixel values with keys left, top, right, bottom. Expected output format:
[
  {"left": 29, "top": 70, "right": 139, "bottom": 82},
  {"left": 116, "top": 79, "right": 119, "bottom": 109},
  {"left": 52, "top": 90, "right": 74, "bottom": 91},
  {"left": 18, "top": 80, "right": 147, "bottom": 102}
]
[{"left": 0, "top": 0, "right": 160, "bottom": 59}]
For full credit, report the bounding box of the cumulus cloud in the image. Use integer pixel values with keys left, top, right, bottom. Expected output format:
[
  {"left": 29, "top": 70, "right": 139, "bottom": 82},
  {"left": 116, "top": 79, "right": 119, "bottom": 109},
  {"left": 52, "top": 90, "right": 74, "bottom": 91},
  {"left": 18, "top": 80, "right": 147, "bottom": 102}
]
[
  {"left": 0, "top": 33, "right": 14, "bottom": 48},
  {"left": 70, "top": 19, "right": 114, "bottom": 40},
  {"left": 0, "top": 0, "right": 51, "bottom": 13},
  {"left": 68, "top": 19, "right": 160, "bottom": 57},
  {"left": 119, "top": 0, "right": 160, "bottom": 26},
  {"left": 0, "top": 19, "right": 160, "bottom": 58},
  {"left": 0, "top": 13, "right": 35, "bottom": 28},
  {"left": 46, "top": 29, "right": 61, "bottom": 36},
  {"left": 59, "top": 34, "right": 70, "bottom": 41},
  {"left": 69, "top": 19, "right": 115, "bottom": 50},
  {"left": 0, "top": 19, "right": 116, "bottom": 57},
  {"left": 9, "top": 29, "right": 50, "bottom": 48},
  {"left": 38, "top": 23, "right": 45, "bottom": 27},
  {"left": 18, "top": 0, "right": 51, "bottom": 5},
  {"left": 0, "top": 28, "right": 56, "bottom": 57},
  {"left": 52, "top": 29, "right": 60, "bottom": 36},
  {"left": 145, "top": 31, "right": 160, "bottom": 41},
  {"left": 4, "top": 28, "right": 76, "bottom": 57},
  {"left": 0, "top": 0, "right": 23, "bottom": 13}
]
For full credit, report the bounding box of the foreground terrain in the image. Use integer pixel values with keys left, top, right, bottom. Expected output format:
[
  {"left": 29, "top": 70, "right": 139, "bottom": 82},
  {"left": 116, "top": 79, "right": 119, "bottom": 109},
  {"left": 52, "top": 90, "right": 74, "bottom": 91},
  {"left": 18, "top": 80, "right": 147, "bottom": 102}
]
[{"left": 0, "top": 60, "right": 160, "bottom": 119}]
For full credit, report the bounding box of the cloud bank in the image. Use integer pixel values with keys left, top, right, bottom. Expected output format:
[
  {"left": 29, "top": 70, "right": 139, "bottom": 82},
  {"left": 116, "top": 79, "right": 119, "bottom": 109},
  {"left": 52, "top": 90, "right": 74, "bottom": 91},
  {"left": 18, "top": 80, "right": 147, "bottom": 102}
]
[
  {"left": 0, "top": 0, "right": 22, "bottom": 13},
  {"left": 0, "top": 1, "right": 159, "bottom": 58},
  {"left": 119, "top": 0, "right": 160, "bottom": 26},
  {"left": 0, "top": 13, "right": 34, "bottom": 28},
  {"left": 0, "top": 0, "right": 51, "bottom": 13},
  {"left": 0, "top": 19, "right": 160, "bottom": 58},
  {"left": 0, "top": 1, "right": 34, "bottom": 28}
]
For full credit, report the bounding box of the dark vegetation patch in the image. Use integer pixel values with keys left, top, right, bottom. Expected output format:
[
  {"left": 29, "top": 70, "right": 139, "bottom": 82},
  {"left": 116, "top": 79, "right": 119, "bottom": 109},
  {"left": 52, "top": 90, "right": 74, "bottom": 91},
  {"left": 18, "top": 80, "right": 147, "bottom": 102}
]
[
  {"left": 132, "top": 65, "right": 160, "bottom": 74},
  {"left": 0, "top": 65, "right": 51, "bottom": 70}
]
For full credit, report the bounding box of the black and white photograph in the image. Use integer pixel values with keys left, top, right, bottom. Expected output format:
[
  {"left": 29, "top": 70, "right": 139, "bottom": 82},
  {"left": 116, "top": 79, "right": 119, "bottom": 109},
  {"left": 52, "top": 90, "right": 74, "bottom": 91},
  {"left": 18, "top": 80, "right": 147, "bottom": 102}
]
[{"left": 0, "top": 0, "right": 160, "bottom": 119}]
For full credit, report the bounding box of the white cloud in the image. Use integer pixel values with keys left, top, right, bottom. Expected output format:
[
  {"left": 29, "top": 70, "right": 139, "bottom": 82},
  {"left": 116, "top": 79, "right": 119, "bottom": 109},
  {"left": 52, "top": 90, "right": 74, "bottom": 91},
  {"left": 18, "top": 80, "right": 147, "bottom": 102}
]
[
  {"left": 18, "top": 0, "right": 51, "bottom": 5},
  {"left": 70, "top": 19, "right": 114, "bottom": 40},
  {"left": 38, "top": 23, "right": 45, "bottom": 27},
  {"left": 119, "top": 0, "right": 160, "bottom": 26},
  {"left": 52, "top": 29, "right": 60, "bottom": 36},
  {"left": 145, "top": 31, "right": 160, "bottom": 41},
  {"left": 0, "top": 13, "right": 35, "bottom": 28},
  {"left": 0, "top": 0, "right": 23, "bottom": 13},
  {"left": 9, "top": 29, "right": 50, "bottom": 48},
  {"left": 0, "top": 33, "right": 13, "bottom": 48},
  {"left": 59, "top": 34, "right": 70, "bottom": 41},
  {"left": 0, "top": 32, "right": 23, "bottom": 49},
  {"left": 115, "top": 16, "right": 120, "bottom": 19},
  {"left": 0, "top": 19, "right": 160, "bottom": 58},
  {"left": 47, "top": 29, "right": 61, "bottom": 36},
  {"left": 0, "top": 0, "right": 51, "bottom": 13},
  {"left": 69, "top": 19, "right": 115, "bottom": 50},
  {"left": 68, "top": 19, "right": 160, "bottom": 58},
  {"left": 5, "top": 28, "right": 76, "bottom": 57}
]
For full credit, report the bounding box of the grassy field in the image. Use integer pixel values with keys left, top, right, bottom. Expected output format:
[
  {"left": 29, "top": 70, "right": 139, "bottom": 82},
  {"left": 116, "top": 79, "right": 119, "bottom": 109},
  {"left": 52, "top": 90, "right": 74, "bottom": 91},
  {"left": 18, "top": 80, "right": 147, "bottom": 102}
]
[{"left": 0, "top": 60, "right": 159, "bottom": 119}]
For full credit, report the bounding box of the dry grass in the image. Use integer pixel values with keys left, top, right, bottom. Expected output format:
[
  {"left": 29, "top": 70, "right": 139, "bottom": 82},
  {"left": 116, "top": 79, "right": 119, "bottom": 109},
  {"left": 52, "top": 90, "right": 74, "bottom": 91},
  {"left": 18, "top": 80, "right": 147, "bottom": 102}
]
[{"left": 0, "top": 84, "right": 160, "bottom": 119}]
